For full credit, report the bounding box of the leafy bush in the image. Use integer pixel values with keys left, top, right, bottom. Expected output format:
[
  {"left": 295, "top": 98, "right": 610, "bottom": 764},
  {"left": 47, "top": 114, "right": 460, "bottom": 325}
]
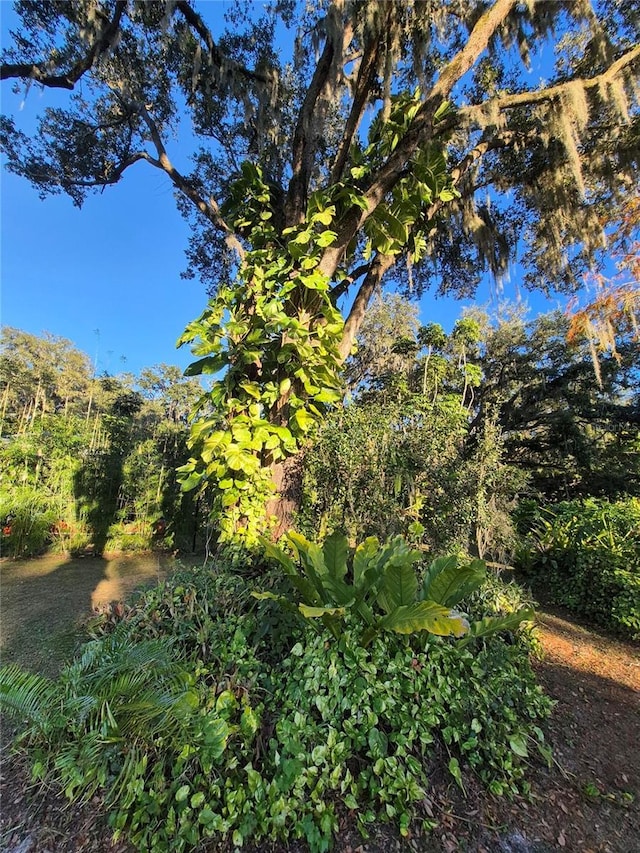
[
  {"left": 1, "top": 541, "right": 551, "bottom": 852},
  {"left": 515, "top": 498, "right": 640, "bottom": 638},
  {"left": 0, "top": 488, "right": 58, "bottom": 557},
  {"left": 255, "top": 531, "right": 533, "bottom": 648}
]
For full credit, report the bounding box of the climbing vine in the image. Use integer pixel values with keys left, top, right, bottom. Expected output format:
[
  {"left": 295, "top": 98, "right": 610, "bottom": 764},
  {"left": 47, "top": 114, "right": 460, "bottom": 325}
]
[
  {"left": 178, "top": 94, "right": 459, "bottom": 543},
  {"left": 177, "top": 164, "right": 345, "bottom": 542}
]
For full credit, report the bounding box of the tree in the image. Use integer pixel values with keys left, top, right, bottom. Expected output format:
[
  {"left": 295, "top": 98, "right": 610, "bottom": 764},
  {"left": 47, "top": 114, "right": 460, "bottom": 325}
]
[
  {"left": 2, "top": 0, "right": 639, "bottom": 540},
  {"left": 470, "top": 307, "right": 640, "bottom": 499}
]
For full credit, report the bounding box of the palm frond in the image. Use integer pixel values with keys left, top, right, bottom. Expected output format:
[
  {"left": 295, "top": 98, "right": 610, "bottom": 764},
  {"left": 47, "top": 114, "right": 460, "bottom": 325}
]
[{"left": 0, "top": 664, "right": 57, "bottom": 726}]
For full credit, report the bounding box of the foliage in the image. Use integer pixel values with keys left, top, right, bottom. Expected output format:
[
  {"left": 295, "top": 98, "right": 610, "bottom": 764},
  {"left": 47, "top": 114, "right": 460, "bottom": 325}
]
[
  {"left": 515, "top": 498, "right": 640, "bottom": 639},
  {"left": 0, "top": 487, "right": 57, "bottom": 557},
  {"left": 470, "top": 307, "right": 640, "bottom": 501},
  {"left": 300, "top": 300, "right": 527, "bottom": 558},
  {"left": 0, "top": 330, "right": 203, "bottom": 557},
  {"left": 3, "top": 1, "right": 638, "bottom": 525},
  {"left": 255, "top": 531, "right": 534, "bottom": 649},
  {"left": 255, "top": 532, "right": 472, "bottom": 645},
  {"left": 177, "top": 165, "right": 347, "bottom": 543},
  {"left": 2, "top": 549, "right": 550, "bottom": 852}
]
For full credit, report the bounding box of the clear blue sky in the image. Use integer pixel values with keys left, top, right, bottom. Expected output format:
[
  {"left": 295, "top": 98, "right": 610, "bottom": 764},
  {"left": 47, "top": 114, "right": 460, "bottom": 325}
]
[{"left": 1, "top": 3, "right": 563, "bottom": 378}]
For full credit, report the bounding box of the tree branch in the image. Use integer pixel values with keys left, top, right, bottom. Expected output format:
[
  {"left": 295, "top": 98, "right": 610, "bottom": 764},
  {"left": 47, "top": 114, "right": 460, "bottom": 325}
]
[
  {"left": 1, "top": 1, "right": 126, "bottom": 89},
  {"left": 457, "top": 42, "right": 640, "bottom": 125},
  {"left": 329, "top": 29, "right": 382, "bottom": 184},
  {"left": 174, "top": 1, "right": 269, "bottom": 86},
  {"left": 138, "top": 104, "right": 245, "bottom": 261},
  {"left": 286, "top": 4, "right": 352, "bottom": 226},
  {"left": 318, "top": 0, "right": 518, "bottom": 279},
  {"left": 338, "top": 253, "right": 395, "bottom": 360},
  {"left": 329, "top": 262, "right": 371, "bottom": 303}
]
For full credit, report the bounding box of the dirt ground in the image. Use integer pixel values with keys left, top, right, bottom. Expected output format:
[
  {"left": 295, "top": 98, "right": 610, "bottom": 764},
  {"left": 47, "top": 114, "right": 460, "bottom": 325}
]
[{"left": 0, "top": 561, "right": 638, "bottom": 852}]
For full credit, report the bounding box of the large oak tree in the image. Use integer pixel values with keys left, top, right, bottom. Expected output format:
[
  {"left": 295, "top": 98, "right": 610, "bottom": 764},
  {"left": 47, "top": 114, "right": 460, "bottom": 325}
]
[{"left": 2, "top": 0, "right": 638, "bottom": 539}]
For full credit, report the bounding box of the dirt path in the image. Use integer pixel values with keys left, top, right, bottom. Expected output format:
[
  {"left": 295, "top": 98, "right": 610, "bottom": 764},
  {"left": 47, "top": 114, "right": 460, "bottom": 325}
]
[{"left": 0, "top": 595, "right": 638, "bottom": 852}]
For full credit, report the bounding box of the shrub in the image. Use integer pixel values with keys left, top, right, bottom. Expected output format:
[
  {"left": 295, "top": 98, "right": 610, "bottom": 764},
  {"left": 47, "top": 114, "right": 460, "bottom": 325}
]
[
  {"left": 0, "top": 488, "right": 58, "bottom": 557},
  {"left": 1, "top": 541, "right": 551, "bottom": 852},
  {"left": 515, "top": 498, "right": 640, "bottom": 639}
]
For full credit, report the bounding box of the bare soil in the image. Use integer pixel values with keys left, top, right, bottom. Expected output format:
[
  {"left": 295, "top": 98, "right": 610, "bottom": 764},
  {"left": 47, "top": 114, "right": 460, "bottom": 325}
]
[{"left": 1, "top": 558, "right": 638, "bottom": 853}]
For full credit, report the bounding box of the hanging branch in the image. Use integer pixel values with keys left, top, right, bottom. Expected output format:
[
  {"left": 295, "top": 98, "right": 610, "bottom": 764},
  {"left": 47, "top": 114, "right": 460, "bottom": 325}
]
[{"left": 1, "top": 1, "right": 127, "bottom": 89}]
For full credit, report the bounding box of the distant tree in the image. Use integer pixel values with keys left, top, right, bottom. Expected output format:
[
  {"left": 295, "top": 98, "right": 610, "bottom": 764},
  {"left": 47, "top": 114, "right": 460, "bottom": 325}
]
[
  {"left": 472, "top": 308, "right": 640, "bottom": 499},
  {"left": 137, "top": 364, "right": 203, "bottom": 423},
  {"left": 0, "top": 327, "right": 92, "bottom": 433},
  {"left": 2, "top": 1, "right": 638, "bottom": 539}
]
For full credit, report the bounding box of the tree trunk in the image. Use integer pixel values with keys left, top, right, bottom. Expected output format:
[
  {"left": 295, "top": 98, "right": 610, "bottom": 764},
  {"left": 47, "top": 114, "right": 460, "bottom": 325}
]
[{"left": 266, "top": 453, "right": 305, "bottom": 539}]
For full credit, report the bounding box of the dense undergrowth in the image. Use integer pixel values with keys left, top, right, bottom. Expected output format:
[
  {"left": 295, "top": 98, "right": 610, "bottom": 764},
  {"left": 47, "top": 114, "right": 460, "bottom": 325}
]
[
  {"left": 0, "top": 541, "right": 551, "bottom": 852},
  {"left": 516, "top": 498, "right": 640, "bottom": 640}
]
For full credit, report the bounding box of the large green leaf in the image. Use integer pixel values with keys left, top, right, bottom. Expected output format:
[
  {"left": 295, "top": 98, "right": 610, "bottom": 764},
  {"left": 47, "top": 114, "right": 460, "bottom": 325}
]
[
  {"left": 421, "top": 556, "right": 486, "bottom": 607},
  {"left": 258, "top": 539, "right": 320, "bottom": 606},
  {"left": 298, "top": 604, "right": 346, "bottom": 618},
  {"left": 353, "top": 537, "right": 379, "bottom": 585},
  {"left": 287, "top": 532, "right": 329, "bottom": 603},
  {"left": 459, "top": 608, "right": 535, "bottom": 647},
  {"left": 378, "top": 561, "right": 418, "bottom": 613},
  {"left": 379, "top": 601, "right": 470, "bottom": 637},
  {"left": 322, "top": 531, "right": 348, "bottom": 581}
]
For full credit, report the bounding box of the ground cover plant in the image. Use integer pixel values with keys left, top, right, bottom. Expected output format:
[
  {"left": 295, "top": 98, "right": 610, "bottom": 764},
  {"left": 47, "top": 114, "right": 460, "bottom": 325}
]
[
  {"left": 0, "top": 535, "right": 552, "bottom": 853},
  {"left": 516, "top": 498, "right": 640, "bottom": 639}
]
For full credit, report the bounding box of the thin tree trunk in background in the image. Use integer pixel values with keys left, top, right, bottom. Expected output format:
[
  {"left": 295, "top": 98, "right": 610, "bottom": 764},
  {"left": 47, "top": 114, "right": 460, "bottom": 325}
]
[{"left": 0, "top": 383, "right": 9, "bottom": 437}]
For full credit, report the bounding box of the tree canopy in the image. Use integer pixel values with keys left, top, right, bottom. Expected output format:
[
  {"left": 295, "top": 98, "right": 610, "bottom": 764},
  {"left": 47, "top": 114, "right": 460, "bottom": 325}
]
[{"left": 2, "top": 0, "right": 639, "bottom": 539}]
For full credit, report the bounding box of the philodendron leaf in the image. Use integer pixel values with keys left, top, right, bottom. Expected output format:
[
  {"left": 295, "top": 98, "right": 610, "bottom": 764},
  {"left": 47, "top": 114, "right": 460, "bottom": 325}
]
[
  {"left": 353, "top": 537, "right": 379, "bottom": 585},
  {"left": 459, "top": 608, "right": 535, "bottom": 647},
  {"left": 322, "top": 531, "right": 348, "bottom": 581},
  {"left": 379, "top": 601, "right": 470, "bottom": 637},
  {"left": 378, "top": 561, "right": 418, "bottom": 613},
  {"left": 422, "top": 556, "right": 486, "bottom": 607},
  {"left": 298, "top": 604, "right": 346, "bottom": 618}
]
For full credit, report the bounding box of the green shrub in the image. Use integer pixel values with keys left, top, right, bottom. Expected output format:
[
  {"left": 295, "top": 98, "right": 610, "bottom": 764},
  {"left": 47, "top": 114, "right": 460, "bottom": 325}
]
[
  {"left": 515, "top": 498, "right": 640, "bottom": 639},
  {"left": 1, "top": 542, "right": 551, "bottom": 853},
  {"left": 0, "top": 488, "right": 58, "bottom": 557}
]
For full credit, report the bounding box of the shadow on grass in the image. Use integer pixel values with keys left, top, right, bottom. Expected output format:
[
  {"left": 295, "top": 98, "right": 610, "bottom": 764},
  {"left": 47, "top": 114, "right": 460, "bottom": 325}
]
[{"left": 0, "top": 552, "right": 175, "bottom": 676}]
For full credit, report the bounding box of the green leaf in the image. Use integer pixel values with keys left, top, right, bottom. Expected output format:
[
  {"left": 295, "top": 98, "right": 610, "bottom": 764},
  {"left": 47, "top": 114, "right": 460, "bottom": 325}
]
[
  {"left": 191, "top": 792, "right": 205, "bottom": 809},
  {"left": 298, "top": 604, "right": 346, "bottom": 618},
  {"left": 353, "top": 537, "right": 379, "bottom": 585},
  {"left": 322, "top": 531, "right": 349, "bottom": 581},
  {"left": 422, "top": 556, "right": 486, "bottom": 607},
  {"left": 184, "top": 355, "right": 227, "bottom": 376},
  {"left": 509, "top": 734, "right": 529, "bottom": 758},
  {"left": 316, "top": 230, "right": 338, "bottom": 247},
  {"left": 460, "top": 608, "right": 535, "bottom": 647},
  {"left": 175, "top": 784, "right": 190, "bottom": 803},
  {"left": 448, "top": 757, "right": 464, "bottom": 791},
  {"left": 378, "top": 561, "right": 418, "bottom": 613},
  {"left": 379, "top": 601, "right": 470, "bottom": 637},
  {"left": 240, "top": 706, "right": 259, "bottom": 739}
]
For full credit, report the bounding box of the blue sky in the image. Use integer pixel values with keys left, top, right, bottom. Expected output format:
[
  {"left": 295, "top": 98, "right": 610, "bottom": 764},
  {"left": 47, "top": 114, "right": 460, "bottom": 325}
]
[{"left": 1, "top": 3, "right": 565, "bottom": 378}]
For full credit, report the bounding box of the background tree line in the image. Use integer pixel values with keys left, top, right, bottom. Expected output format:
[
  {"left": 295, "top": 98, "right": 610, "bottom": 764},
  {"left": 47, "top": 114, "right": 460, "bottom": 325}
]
[{"left": 0, "top": 327, "right": 205, "bottom": 557}]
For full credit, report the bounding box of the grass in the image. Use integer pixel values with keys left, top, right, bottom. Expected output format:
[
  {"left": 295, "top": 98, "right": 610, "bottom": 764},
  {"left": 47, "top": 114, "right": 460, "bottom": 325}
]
[{"left": 0, "top": 552, "right": 183, "bottom": 675}]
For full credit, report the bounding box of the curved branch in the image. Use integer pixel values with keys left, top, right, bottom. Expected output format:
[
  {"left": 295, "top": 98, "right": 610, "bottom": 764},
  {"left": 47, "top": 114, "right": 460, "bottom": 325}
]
[
  {"left": 457, "top": 42, "right": 640, "bottom": 125},
  {"left": 138, "top": 104, "right": 245, "bottom": 260},
  {"left": 318, "top": 0, "right": 518, "bottom": 279},
  {"left": 174, "top": 1, "right": 269, "bottom": 86},
  {"left": 286, "top": 5, "right": 352, "bottom": 226},
  {"left": 338, "top": 253, "right": 395, "bottom": 361},
  {"left": 329, "top": 31, "right": 382, "bottom": 184},
  {"left": 1, "top": 1, "right": 126, "bottom": 90}
]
